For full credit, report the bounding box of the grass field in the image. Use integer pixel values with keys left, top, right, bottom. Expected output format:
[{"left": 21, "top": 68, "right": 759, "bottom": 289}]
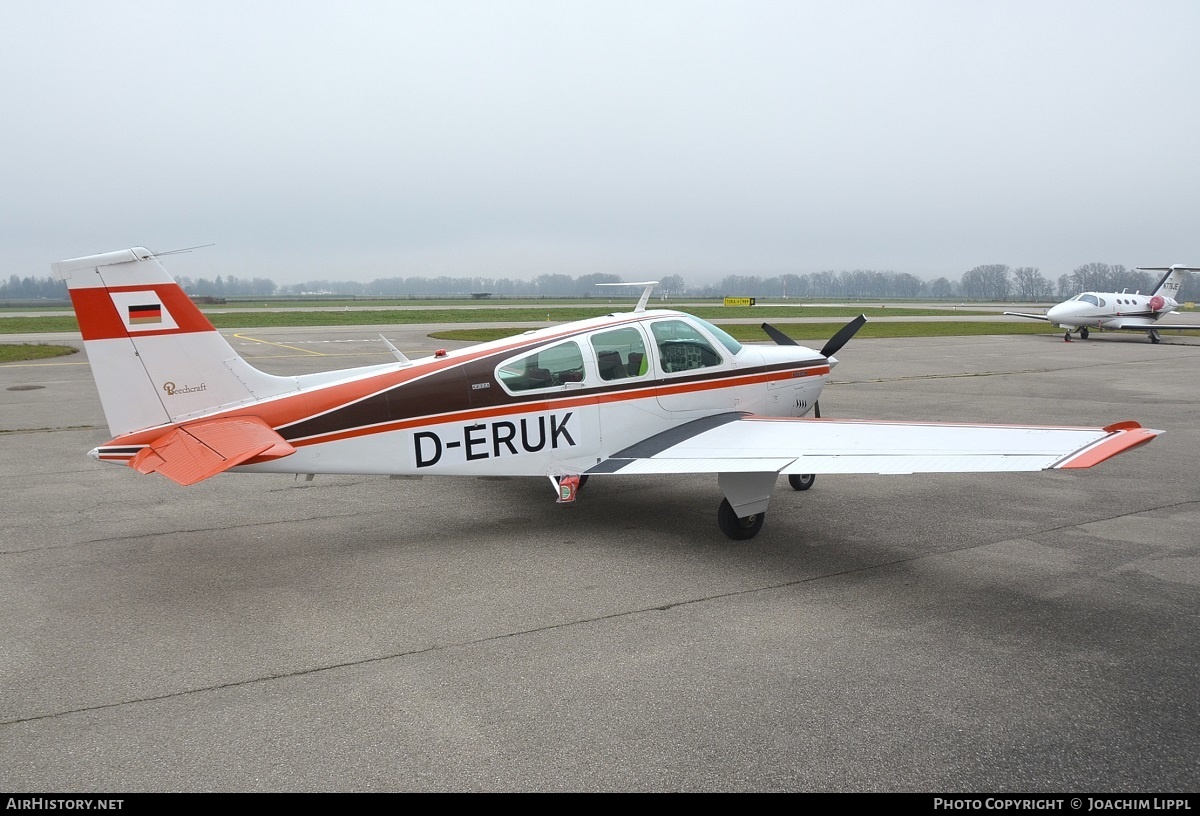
[
  {"left": 0, "top": 310, "right": 1063, "bottom": 363},
  {"left": 431, "top": 320, "right": 1059, "bottom": 343},
  {"left": 0, "top": 344, "right": 78, "bottom": 363},
  {"left": 0, "top": 304, "right": 1017, "bottom": 335}
]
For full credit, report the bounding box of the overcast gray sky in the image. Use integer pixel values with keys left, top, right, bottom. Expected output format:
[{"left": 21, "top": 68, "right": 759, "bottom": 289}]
[{"left": 2, "top": 0, "right": 1197, "bottom": 285}]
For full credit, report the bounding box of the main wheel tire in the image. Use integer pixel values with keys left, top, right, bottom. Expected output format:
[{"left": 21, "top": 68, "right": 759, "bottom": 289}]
[
  {"left": 1080, "top": 327, "right": 1089, "bottom": 340},
  {"left": 717, "top": 498, "right": 764, "bottom": 540},
  {"left": 788, "top": 473, "right": 815, "bottom": 491}
]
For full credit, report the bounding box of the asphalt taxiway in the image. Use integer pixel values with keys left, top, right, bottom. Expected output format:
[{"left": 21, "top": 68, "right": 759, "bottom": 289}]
[{"left": 1, "top": 326, "right": 1198, "bottom": 792}]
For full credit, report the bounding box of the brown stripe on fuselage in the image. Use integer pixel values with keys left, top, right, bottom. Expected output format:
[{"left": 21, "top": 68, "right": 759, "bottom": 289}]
[
  {"left": 100, "top": 308, "right": 829, "bottom": 453},
  {"left": 279, "top": 345, "right": 827, "bottom": 444}
]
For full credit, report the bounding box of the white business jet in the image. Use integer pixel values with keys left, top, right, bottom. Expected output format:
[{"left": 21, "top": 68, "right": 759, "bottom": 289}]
[{"left": 1005, "top": 265, "right": 1200, "bottom": 343}]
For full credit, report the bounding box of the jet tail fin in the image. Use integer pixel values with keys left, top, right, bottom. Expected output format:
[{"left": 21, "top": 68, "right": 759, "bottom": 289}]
[
  {"left": 54, "top": 247, "right": 300, "bottom": 438},
  {"left": 1139, "top": 265, "right": 1199, "bottom": 301}
]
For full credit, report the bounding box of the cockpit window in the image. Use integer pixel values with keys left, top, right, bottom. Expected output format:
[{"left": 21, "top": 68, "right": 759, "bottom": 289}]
[
  {"left": 590, "top": 327, "right": 648, "bottom": 381},
  {"left": 691, "top": 316, "right": 743, "bottom": 355},
  {"left": 1080, "top": 294, "right": 1100, "bottom": 306},
  {"left": 497, "top": 341, "right": 584, "bottom": 391},
  {"left": 650, "top": 319, "right": 723, "bottom": 373}
]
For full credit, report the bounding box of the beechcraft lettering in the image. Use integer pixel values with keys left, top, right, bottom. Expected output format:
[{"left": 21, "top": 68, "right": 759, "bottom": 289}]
[
  {"left": 414, "top": 413, "right": 577, "bottom": 467},
  {"left": 162, "top": 381, "right": 208, "bottom": 396},
  {"left": 54, "top": 247, "right": 1162, "bottom": 540}
]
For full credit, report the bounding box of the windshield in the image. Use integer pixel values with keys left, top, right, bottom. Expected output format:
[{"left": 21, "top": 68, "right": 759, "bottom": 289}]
[{"left": 692, "top": 316, "right": 742, "bottom": 355}]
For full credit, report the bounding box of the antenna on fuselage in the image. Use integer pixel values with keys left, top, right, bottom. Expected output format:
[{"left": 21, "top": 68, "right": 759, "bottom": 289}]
[
  {"left": 379, "top": 334, "right": 412, "bottom": 366},
  {"left": 595, "top": 281, "right": 660, "bottom": 313}
]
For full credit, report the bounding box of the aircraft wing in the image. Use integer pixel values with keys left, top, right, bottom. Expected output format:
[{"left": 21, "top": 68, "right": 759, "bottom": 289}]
[
  {"left": 128, "top": 416, "right": 296, "bottom": 486},
  {"left": 1107, "top": 319, "right": 1200, "bottom": 332},
  {"left": 1003, "top": 311, "right": 1050, "bottom": 321},
  {"left": 587, "top": 413, "right": 1160, "bottom": 476}
]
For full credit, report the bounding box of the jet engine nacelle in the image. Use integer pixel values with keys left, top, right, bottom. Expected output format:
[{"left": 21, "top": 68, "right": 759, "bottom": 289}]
[{"left": 1149, "top": 295, "right": 1177, "bottom": 313}]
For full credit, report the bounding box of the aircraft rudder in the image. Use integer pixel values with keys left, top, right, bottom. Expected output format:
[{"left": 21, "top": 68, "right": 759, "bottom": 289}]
[
  {"left": 55, "top": 247, "right": 219, "bottom": 342},
  {"left": 1141, "top": 265, "right": 1200, "bottom": 299},
  {"left": 54, "top": 247, "right": 287, "bottom": 439}
]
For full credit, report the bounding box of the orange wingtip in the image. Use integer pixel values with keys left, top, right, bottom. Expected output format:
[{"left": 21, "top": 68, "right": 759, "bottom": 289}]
[
  {"left": 1103, "top": 420, "right": 1144, "bottom": 433},
  {"left": 1059, "top": 425, "right": 1161, "bottom": 469}
]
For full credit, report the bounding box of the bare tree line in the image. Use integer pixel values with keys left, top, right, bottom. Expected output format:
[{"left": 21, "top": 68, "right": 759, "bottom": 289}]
[{"left": 2, "top": 262, "right": 1190, "bottom": 302}]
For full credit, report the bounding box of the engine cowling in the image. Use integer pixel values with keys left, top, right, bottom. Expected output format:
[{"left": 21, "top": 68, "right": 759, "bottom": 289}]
[{"left": 1149, "top": 295, "right": 1176, "bottom": 313}]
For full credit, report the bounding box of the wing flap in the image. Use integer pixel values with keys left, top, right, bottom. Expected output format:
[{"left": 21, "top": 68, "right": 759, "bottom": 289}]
[
  {"left": 590, "top": 457, "right": 797, "bottom": 475},
  {"left": 129, "top": 416, "right": 295, "bottom": 485},
  {"left": 589, "top": 415, "right": 1161, "bottom": 476}
]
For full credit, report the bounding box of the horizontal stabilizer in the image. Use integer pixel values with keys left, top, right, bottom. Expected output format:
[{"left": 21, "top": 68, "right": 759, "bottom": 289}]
[{"left": 129, "top": 416, "right": 295, "bottom": 486}]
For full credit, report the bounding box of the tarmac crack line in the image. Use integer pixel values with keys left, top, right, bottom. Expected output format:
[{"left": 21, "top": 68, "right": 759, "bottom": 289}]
[
  {"left": 0, "top": 510, "right": 376, "bottom": 555},
  {"left": 4, "top": 500, "right": 1194, "bottom": 727}
]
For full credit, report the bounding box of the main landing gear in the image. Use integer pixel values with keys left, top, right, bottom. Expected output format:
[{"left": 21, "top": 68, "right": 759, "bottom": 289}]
[
  {"left": 718, "top": 498, "right": 764, "bottom": 540},
  {"left": 1149, "top": 329, "right": 1161, "bottom": 344},
  {"left": 556, "top": 471, "right": 817, "bottom": 541},
  {"left": 715, "top": 473, "right": 816, "bottom": 540}
]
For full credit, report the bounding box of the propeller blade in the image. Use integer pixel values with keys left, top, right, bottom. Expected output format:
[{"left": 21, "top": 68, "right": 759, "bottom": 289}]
[
  {"left": 820, "top": 314, "right": 867, "bottom": 358},
  {"left": 760, "top": 322, "right": 798, "bottom": 346}
]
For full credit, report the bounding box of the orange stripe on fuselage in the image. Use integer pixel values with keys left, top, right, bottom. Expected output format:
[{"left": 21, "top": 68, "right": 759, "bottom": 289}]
[
  {"left": 104, "top": 353, "right": 827, "bottom": 452},
  {"left": 96, "top": 306, "right": 828, "bottom": 451},
  {"left": 285, "top": 363, "right": 829, "bottom": 448},
  {"left": 98, "top": 325, "right": 581, "bottom": 447}
]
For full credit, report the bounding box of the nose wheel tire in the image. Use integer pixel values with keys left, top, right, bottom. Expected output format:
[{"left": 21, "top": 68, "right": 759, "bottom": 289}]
[
  {"left": 717, "top": 498, "right": 765, "bottom": 540},
  {"left": 788, "top": 473, "right": 815, "bottom": 491}
]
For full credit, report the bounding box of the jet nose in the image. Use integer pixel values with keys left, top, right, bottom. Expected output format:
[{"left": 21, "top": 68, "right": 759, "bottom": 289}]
[{"left": 1047, "top": 302, "right": 1080, "bottom": 321}]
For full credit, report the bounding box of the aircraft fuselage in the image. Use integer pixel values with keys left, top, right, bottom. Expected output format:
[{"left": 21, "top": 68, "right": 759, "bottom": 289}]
[
  {"left": 1046, "top": 291, "right": 1178, "bottom": 330},
  {"left": 90, "top": 310, "right": 832, "bottom": 481}
]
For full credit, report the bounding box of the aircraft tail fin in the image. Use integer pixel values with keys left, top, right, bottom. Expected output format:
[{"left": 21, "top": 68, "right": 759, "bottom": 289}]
[
  {"left": 54, "top": 247, "right": 299, "bottom": 438},
  {"left": 1140, "top": 265, "right": 1199, "bottom": 301}
]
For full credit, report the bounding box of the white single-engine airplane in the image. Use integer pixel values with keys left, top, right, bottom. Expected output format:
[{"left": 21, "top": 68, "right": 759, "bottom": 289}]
[
  {"left": 1004, "top": 265, "right": 1200, "bottom": 343},
  {"left": 55, "top": 247, "right": 1162, "bottom": 540}
]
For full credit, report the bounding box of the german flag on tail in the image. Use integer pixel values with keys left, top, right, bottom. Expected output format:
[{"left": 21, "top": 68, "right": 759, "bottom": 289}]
[{"left": 128, "top": 303, "right": 162, "bottom": 325}]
